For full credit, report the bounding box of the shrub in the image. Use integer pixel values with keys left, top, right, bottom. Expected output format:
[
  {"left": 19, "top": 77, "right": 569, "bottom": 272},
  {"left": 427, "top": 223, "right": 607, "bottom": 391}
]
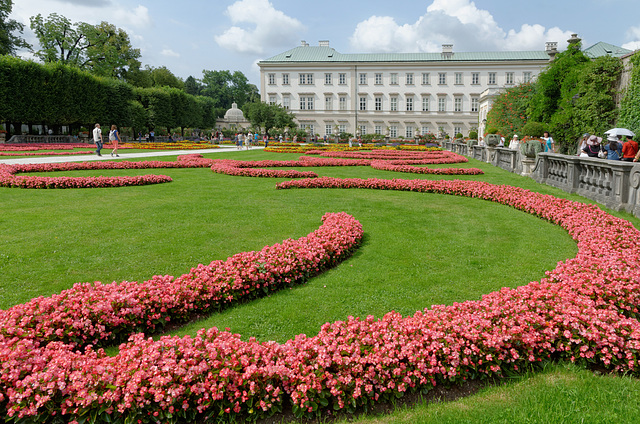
[
  {"left": 521, "top": 121, "right": 545, "bottom": 138},
  {"left": 468, "top": 130, "right": 478, "bottom": 140}
]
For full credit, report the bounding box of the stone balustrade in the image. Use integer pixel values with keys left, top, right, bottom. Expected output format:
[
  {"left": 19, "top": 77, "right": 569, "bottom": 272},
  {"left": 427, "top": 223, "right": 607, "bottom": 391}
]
[{"left": 442, "top": 141, "right": 640, "bottom": 218}]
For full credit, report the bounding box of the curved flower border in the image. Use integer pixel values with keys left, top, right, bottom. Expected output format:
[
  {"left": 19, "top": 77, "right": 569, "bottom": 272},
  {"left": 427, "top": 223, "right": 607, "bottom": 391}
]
[{"left": 1, "top": 175, "right": 639, "bottom": 422}]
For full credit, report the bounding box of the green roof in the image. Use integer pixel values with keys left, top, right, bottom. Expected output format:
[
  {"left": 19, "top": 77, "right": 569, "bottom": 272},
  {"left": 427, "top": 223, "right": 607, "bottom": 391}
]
[
  {"left": 260, "top": 46, "right": 550, "bottom": 64},
  {"left": 583, "top": 42, "right": 632, "bottom": 58},
  {"left": 260, "top": 42, "right": 633, "bottom": 64}
]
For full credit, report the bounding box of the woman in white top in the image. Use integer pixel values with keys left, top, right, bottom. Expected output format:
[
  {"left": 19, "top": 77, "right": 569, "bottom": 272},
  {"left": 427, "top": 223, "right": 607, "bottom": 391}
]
[{"left": 508, "top": 134, "right": 520, "bottom": 150}]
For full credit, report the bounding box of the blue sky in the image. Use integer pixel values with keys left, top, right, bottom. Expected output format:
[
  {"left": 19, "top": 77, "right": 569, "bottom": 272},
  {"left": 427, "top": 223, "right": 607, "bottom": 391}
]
[{"left": 11, "top": 0, "right": 640, "bottom": 86}]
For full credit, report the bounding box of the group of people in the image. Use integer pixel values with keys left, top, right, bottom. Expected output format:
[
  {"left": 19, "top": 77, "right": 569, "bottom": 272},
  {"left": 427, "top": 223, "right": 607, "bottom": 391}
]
[
  {"left": 92, "top": 123, "right": 120, "bottom": 157},
  {"left": 483, "top": 131, "right": 555, "bottom": 152},
  {"left": 234, "top": 131, "right": 270, "bottom": 149},
  {"left": 578, "top": 133, "right": 640, "bottom": 162}
]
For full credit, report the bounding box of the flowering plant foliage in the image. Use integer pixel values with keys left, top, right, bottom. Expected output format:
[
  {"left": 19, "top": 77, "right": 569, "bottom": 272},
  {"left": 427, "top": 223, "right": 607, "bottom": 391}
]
[
  {"left": 0, "top": 143, "right": 92, "bottom": 151},
  {"left": 1, "top": 172, "right": 640, "bottom": 422},
  {"left": 0, "top": 151, "right": 95, "bottom": 157}
]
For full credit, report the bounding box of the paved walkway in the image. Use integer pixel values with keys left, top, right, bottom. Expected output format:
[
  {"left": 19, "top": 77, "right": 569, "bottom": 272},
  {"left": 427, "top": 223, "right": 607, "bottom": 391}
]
[{"left": 0, "top": 146, "right": 264, "bottom": 165}]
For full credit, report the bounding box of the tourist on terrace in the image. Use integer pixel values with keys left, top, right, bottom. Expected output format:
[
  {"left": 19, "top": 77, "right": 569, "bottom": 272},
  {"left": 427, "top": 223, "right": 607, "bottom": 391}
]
[
  {"left": 582, "top": 135, "right": 602, "bottom": 158},
  {"left": 542, "top": 131, "right": 555, "bottom": 153},
  {"left": 621, "top": 136, "right": 639, "bottom": 162},
  {"left": 508, "top": 134, "right": 520, "bottom": 150},
  {"left": 605, "top": 135, "right": 622, "bottom": 160},
  {"left": 578, "top": 133, "right": 589, "bottom": 156}
]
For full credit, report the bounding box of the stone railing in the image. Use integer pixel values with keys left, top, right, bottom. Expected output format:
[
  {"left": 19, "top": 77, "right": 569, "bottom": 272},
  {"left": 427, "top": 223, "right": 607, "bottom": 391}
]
[
  {"left": 441, "top": 141, "right": 640, "bottom": 218},
  {"left": 533, "top": 153, "right": 640, "bottom": 217}
]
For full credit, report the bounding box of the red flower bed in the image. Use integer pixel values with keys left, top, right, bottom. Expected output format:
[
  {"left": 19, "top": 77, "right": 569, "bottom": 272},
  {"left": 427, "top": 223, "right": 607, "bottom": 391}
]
[
  {"left": 370, "top": 160, "right": 483, "bottom": 175},
  {"left": 1, "top": 175, "right": 639, "bottom": 422},
  {"left": 0, "top": 151, "right": 94, "bottom": 157},
  {"left": 0, "top": 156, "right": 218, "bottom": 189}
]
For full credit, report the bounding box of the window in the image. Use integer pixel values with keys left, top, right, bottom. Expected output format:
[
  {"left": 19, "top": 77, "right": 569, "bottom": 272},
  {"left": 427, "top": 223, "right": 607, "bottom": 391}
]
[
  {"left": 359, "top": 125, "right": 367, "bottom": 135},
  {"left": 505, "top": 72, "right": 514, "bottom": 85},
  {"left": 299, "top": 73, "right": 313, "bottom": 85},
  {"left": 471, "top": 97, "right": 478, "bottom": 112},
  {"left": 406, "top": 73, "right": 414, "bottom": 85},
  {"left": 325, "top": 124, "right": 333, "bottom": 135},
  {"left": 422, "top": 72, "right": 430, "bottom": 85},
  {"left": 325, "top": 95, "right": 333, "bottom": 110},
  {"left": 488, "top": 72, "right": 496, "bottom": 84},
  {"left": 454, "top": 96, "right": 462, "bottom": 112},
  {"left": 406, "top": 126, "right": 413, "bottom": 138},
  {"left": 455, "top": 72, "right": 463, "bottom": 85},
  {"left": 375, "top": 73, "right": 383, "bottom": 85},
  {"left": 422, "top": 96, "right": 430, "bottom": 112},
  {"left": 283, "top": 96, "right": 290, "bottom": 110},
  {"left": 339, "top": 96, "right": 347, "bottom": 111},
  {"left": 421, "top": 126, "right": 429, "bottom": 136},
  {"left": 359, "top": 73, "right": 367, "bottom": 85},
  {"left": 523, "top": 72, "right": 532, "bottom": 83},
  {"left": 454, "top": 126, "right": 462, "bottom": 136},
  {"left": 438, "top": 97, "right": 446, "bottom": 112},
  {"left": 269, "top": 95, "right": 276, "bottom": 105},
  {"left": 268, "top": 73, "right": 275, "bottom": 85},
  {"left": 390, "top": 73, "right": 398, "bottom": 85},
  {"left": 375, "top": 96, "right": 382, "bottom": 111},
  {"left": 390, "top": 96, "right": 398, "bottom": 111},
  {"left": 359, "top": 96, "right": 367, "bottom": 111},
  {"left": 406, "top": 96, "right": 413, "bottom": 111},
  {"left": 325, "top": 73, "right": 332, "bottom": 85},
  {"left": 339, "top": 73, "right": 346, "bottom": 84},
  {"left": 438, "top": 72, "right": 446, "bottom": 85},
  {"left": 282, "top": 73, "right": 289, "bottom": 85},
  {"left": 339, "top": 124, "right": 346, "bottom": 133},
  {"left": 389, "top": 126, "right": 397, "bottom": 138},
  {"left": 471, "top": 72, "right": 479, "bottom": 85},
  {"left": 307, "top": 125, "right": 315, "bottom": 136},
  {"left": 300, "top": 96, "right": 314, "bottom": 110},
  {"left": 375, "top": 125, "right": 382, "bottom": 135}
]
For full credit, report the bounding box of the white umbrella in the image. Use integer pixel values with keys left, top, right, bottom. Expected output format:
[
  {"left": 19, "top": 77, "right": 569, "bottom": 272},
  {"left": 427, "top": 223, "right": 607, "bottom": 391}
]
[{"left": 604, "top": 128, "right": 635, "bottom": 137}]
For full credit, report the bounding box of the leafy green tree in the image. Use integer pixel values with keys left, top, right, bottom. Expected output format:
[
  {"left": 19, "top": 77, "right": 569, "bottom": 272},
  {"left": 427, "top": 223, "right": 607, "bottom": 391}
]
[
  {"left": 528, "top": 38, "right": 589, "bottom": 126},
  {"left": 617, "top": 51, "right": 640, "bottom": 136},
  {"left": 148, "top": 66, "right": 183, "bottom": 89},
  {"left": 82, "top": 21, "right": 141, "bottom": 78},
  {"left": 201, "top": 70, "right": 256, "bottom": 112},
  {"left": 29, "top": 13, "right": 140, "bottom": 79},
  {"left": 243, "top": 101, "right": 296, "bottom": 136},
  {"left": 0, "top": 0, "right": 30, "bottom": 55},
  {"left": 184, "top": 75, "right": 202, "bottom": 96}
]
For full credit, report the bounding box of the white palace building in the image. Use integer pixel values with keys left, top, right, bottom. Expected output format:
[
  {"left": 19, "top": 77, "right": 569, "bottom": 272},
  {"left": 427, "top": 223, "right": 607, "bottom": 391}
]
[{"left": 258, "top": 37, "right": 630, "bottom": 139}]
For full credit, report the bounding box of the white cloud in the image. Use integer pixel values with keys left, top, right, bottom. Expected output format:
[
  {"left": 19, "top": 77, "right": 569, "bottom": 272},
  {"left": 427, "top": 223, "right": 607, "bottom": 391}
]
[
  {"left": 350, "top": 0, "right": 575, "bottom": 53},
  {"left": 215, "top": 0, "right": 305, "bottom": 54},
  {"left": 623, "top": 25, "right": 640, "bottom": 51},
  {"left": 161, "top": 49, "right": 180, "bottom": 58}
]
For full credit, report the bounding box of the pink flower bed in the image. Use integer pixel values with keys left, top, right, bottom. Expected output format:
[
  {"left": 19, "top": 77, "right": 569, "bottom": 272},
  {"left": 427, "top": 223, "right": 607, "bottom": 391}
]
[
  {"left": 0, "top": 156, "right": 218, "bottom": 189},
  {"left": 370, "top": 160, "right": 483, "bottom": 175},
  {"left": 0, "top": 212, "right": 363, "bottom": 420},
  {"left": 0, "top": 151, "right": 94, "bottom": 157},
  {"left": 0, "top": 143, "right": 91, "bottom": 151},
  {"left": 308, "top": 150, "right": 469, "bottom": 164},
  {"left": 1, "top": 175, "right": 640, "bottom": 422}
]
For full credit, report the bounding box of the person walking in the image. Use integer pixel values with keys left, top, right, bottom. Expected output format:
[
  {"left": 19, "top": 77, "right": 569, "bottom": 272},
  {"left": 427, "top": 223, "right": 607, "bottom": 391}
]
[
  {"left": 92, "top": 123, "right": 103, "bottom": 156},
  {"left": 542, "top": 131, "right": 555, "bottom": 153},
  {"left": 109, "top": 125, "right": 120, "bottom": 157}
]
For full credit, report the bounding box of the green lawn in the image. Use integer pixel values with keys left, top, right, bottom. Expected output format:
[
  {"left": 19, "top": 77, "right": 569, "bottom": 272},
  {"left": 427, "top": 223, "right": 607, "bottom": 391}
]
[{"left": 1, "top": 150, "right": 639, "bottom": 422}]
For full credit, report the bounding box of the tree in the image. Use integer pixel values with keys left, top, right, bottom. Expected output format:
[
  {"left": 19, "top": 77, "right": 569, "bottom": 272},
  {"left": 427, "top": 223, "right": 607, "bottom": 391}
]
[
  {"left": 243, "top": 101, "right": 296, "bottom": 136},
  {"left": 0, "top": 0, "right": 30, "bottom": 55},
  {"left": 148, "top": 66, "right": 183, "bottom": 89},
  {"left": 29, "top": 13, "right": 140, "bottom": 78},
  {"left": 81, "top": 21, "right": 141, "bottom": 78},
  {"left": 184, "top": 75, "right": 202, "bottom": 96},
  {"left": 201, "top": 70, "right": 257, "bottom": 112}
]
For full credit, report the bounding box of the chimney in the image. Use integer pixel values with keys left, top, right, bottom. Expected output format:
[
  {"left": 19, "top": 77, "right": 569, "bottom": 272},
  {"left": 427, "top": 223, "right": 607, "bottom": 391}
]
[
  {"left": 545, "top": 41, "right": 558, "bottom": 61},
  {"left": 301, "top": 40, "right": 309, "bottom": 47},
  {"left": 319, "top": 40, "right": 330, "bottom": 47},
  {"left": 441, "top": 44, "right": 453, "bottom": 59}
]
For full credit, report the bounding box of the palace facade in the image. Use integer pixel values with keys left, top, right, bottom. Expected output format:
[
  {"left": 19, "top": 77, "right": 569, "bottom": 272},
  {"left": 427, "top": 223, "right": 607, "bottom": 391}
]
[{"left": 258, "top": 38, "right": 630, "bottom": 139}]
